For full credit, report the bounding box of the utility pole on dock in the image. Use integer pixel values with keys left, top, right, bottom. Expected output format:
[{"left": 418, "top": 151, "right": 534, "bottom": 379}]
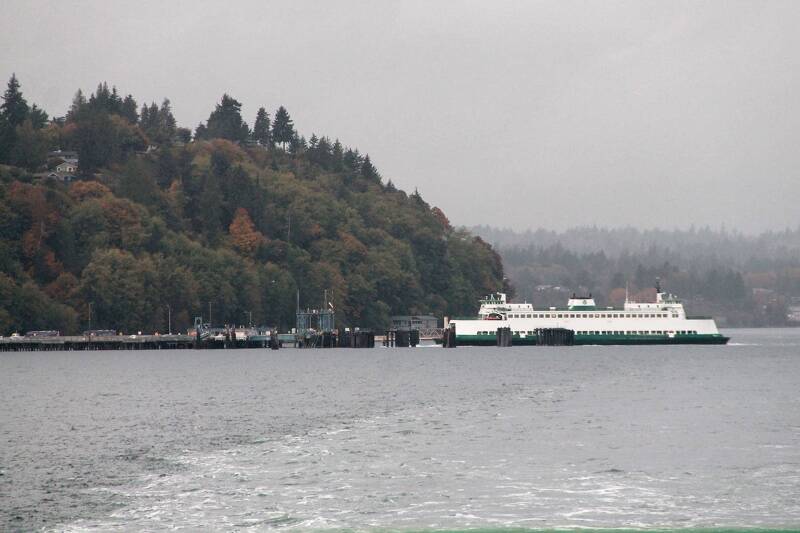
[
  {"left": 88, "top": 302, "right": 92, "bottom": 332},
  {"left": 166, "top": 304, "right": 172, "bottom": 335}
]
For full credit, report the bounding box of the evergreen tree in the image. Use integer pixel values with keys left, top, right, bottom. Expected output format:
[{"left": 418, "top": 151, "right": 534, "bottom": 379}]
[
  {"left": 271, "top": 106, "right": 294, "bottom": 149},
  {"left": 66, "top": 89, "right": 87, "bottom": 122},
  {"left": 360, "top": 154, "right": 379, "bottom": 182},
  {"left": 158, "top": 98, "right": 177, "bottom": 142},
  {"left": 194, "top": 123, "right": 208, "bottom": 140},
  {"left": 343, "top": 148, "right": 361, "bottom": 172},
  {"left": 0, "top": 74, "right": 30, "bottom": 163},
  {"left": 331, "top": 139, "right": 344, "bottom": 171},
  {"left": 1, "top": 74, "right": 29, "bottom": 127},
  {"left": 75, "top": 111, "right": 115, "bottom": 174},
  {"left": 204, "top": 94, "right": 249, "bottom": 142},
  {"left": 314, "top": 136, "right": 331, "bottom": 168},
  {"left": 139, "top": 104, "right": 150, "bottom": 130},
  {"left": 252, "top": 107, "right": 271, "bottom": 146},
  {"left": 121, "top": 94, "right": 138, "bottom": 123},
  {"left": 89, "top": 82, "right": 112, "bottom": 113},
  {"left": 175, "top": 127, "right": 192, "bottom": 143},
  {"left": 109, "top": 86, "right": 122, "bottom": 114},
  {"left": 28, "top": 104, "right": 48, "bottom": 129},
  {"left": 148, "top": 102, "right": 159, "bottom": 130},
  {"left": 10, "top": 119, "right": 47, "bottom": 170},
  {"left": 288, "top": 133, "right": 306, "bottom": 155}
]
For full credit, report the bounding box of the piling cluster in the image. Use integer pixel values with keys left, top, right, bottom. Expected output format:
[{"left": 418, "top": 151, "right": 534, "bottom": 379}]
[
  {"left": 382, "top": 329, "right": 420, "bottom": 347},
  {"left": 297, "top": 329, "right": 376, "bottom": 348},
  {"left": 535, "top": 328, "right": 575, "bottom": 346},
  {"left": 496, "top": 327, "right": 513, "bottom": 347},
  {"left": 442, "top": 323, "right": 457, "bottom": 348}
]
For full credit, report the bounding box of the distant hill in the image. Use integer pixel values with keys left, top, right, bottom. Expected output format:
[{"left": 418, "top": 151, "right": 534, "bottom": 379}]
[
  {"left": 0, "top": 75, "right": 507, "bottom": 334},
  {"left": 470, "top": 225, "right": 800, "bottom": 327}
]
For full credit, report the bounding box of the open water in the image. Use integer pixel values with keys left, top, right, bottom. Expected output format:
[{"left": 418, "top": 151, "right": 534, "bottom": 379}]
[{"left": 1, "top": 328, "right": 799, "bottom": 532}]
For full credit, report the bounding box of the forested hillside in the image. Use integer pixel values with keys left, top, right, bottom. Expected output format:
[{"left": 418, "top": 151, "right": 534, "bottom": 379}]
[
  {"left": 472, "top": 225, "right": 800, "bottom": 326},
  {"left": 0, "top": 75, "right": 507, "bottom": 334}
]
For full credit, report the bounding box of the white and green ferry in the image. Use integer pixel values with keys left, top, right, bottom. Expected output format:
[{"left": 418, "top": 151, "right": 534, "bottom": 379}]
[{"left": 448, "top": 281, "right": 729, "bottom": 345}]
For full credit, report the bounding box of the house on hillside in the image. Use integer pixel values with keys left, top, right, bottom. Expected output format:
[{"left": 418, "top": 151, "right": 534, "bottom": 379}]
[{"left": 56, "top": 161, "right": 78, "bottom": 173}]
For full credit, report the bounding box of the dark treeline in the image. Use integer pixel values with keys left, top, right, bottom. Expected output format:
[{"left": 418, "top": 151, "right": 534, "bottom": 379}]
[
  {"left": 472, "top": 225, "right": 800, "bottom": 326},
  {"left": 0, "top": 75, "right": 507, "bottom": 334}
]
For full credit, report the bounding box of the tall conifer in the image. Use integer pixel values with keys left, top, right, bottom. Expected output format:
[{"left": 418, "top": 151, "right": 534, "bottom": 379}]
[
  {"left": 252, "top": 107, "right": 271, "bottom": 145},
  {"left": 271, "top": 106, "right": 294, "bottom": 149}
]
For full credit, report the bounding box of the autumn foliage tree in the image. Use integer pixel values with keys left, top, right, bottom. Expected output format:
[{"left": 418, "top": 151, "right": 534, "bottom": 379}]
[{"left": 229, "top": 207, "right": 266, "bottom": 257}]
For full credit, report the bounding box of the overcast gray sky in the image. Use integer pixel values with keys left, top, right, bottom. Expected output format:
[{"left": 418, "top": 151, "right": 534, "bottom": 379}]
[{"left": 2, "top": 1, "right": 798, "bottom": 233}]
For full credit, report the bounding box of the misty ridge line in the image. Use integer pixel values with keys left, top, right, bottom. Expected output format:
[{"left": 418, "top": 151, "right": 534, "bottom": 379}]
[
  {"left": 472, "top": 224, "right": 799, "bottom": 327},
  {"left": 471, "top": 224, "right": 800, "bottom": 262}
]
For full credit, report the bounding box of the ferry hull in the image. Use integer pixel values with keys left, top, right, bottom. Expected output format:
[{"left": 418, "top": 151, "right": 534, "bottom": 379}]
[{"left": 455, "top": 333, "right": 730, "bottom": 346}]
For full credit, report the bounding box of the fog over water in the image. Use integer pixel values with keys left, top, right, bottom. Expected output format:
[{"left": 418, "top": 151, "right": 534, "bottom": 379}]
[{"left": 2, "top": 1, "right": 798, "bottom": 232}]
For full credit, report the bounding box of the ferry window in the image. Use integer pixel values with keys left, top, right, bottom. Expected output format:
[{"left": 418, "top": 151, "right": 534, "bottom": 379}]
[
  {"left": 528, "top": 331, "right": 533, "bottom": 335},
  {"left": 557, "top": 314, "right": 563, "bottom": 318}
]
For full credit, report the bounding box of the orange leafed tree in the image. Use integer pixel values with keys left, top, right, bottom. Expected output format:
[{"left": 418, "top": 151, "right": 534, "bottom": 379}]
[
  {"left": 229, "top": 207, "right": 266, "bottom": 257},
  {"left": 8, "top": 182, "right": 61, "bottom": 260},
  {"left": 431, "top": 206, "right": 452, "bottom": 230},
  {"left": 68, "top": 180, "right": 112, "bottom": 202}
]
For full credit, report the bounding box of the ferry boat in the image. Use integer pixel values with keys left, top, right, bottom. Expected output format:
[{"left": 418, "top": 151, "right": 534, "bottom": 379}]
[{"left": 448, "top": 281, "right": 729, "bottom": 345}]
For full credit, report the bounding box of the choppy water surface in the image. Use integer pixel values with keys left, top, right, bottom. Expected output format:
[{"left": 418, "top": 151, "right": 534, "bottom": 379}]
[{"left": 2, "top": 328, "right": 800, "bottom": 532}]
